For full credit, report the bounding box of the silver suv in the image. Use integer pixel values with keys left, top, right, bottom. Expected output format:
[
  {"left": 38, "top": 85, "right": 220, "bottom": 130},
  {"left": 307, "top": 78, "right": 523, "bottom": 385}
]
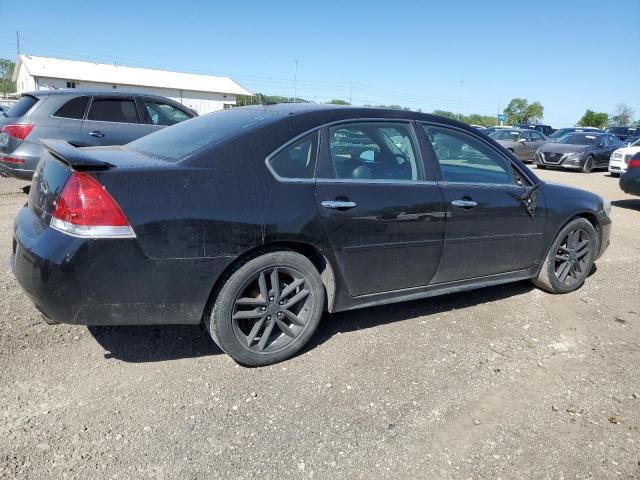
[{"left": 0, "top": 90, "right": 196, "bottom": 179}]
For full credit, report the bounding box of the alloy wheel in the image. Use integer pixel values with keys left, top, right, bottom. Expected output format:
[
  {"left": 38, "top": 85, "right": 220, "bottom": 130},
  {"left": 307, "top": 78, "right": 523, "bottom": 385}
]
[
  {"left": 554, "top": 228, "right": 591, "bottom": 286},
  {"left": 231, "top": 266, "right": 314, "bottom": 353}
]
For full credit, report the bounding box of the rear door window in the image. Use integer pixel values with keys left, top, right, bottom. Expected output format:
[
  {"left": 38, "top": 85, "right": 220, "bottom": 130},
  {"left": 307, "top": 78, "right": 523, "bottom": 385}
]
[
  {"left": 87, "top": 98, "right": 139, "bottom": 123},
  {"left": 143, "top": 100, "right": 192, "bottom": 126},
  {"left": 326, "top": 122, "right": 421, "bottom": 181},
  {"left": 6, "top": 95, "right": 39, "bottom": 117},
  {"left": 530, "top": 131, "right": 544, "bottom": 141},
  {"left": 53, "top": 96, "right": 89, "bottom": 119}
]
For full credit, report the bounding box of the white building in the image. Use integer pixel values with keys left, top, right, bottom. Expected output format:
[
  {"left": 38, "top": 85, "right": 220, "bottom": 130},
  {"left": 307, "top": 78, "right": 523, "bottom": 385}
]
[{"left": 12, "top": 55, "right": 252, "bottom": 114}]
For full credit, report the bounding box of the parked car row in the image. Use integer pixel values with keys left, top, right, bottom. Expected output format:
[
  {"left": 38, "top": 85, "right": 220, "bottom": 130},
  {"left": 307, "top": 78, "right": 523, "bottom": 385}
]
[
  {"left": 485, "top": 126, "right": 633, "bottom": 175},
  {"left": 0, "top": 90, "right": 196, "bottom": 179},
  {"left": 534, "top": 132, "right": 624, "bottom": 173}
]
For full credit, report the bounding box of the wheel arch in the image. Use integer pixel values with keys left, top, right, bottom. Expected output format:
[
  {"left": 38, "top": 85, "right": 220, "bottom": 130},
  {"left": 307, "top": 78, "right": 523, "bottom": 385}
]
[
  {"left": 201, "top": 240, "right": 337, "bottom": 323},
  {"left": 545, "top": 211, "right": 602, "bottom": 262}
]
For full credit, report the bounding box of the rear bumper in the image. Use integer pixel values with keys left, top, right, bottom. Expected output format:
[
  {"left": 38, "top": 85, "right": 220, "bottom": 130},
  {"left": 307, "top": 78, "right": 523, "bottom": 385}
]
[
  {"left": 12, "top": 205, "right": 234, "bottom": 325},
  {"left": 0, "top": 157, "right": 37, "bottom": 179},
  {"left": 0, "top": 142, "right": 43, "bottom": 179},
  {"left": 620, "top": 171, "right": 640, "bottom": 196}
]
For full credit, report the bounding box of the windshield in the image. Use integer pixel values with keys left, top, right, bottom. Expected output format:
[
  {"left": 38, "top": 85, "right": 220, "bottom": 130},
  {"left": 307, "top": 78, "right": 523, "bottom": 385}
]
[
  {"left": 548, "top": 129, "right": 570, "bottom": 139},
  {"left": 490, "top": 130, "right": 521, "bottom": 140},
  {"left": 630, "top": 138, "right": 640, "bottom": 147},
  {"left": 557, "top": 133, "right": 598, "bottom": 145},
  {"left": 127, "top": 107, "right": 277, "bottom": 162}
]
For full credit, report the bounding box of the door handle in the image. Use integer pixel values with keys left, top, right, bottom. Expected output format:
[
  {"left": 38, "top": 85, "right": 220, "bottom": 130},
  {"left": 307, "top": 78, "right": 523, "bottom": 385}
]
[
  {"left": 88, "top": 131, "right": 105, "bottom": 138},
  {"left": 321, "top": 200, "right": 357, "bottom": 210},
  {"left": 451, "top": 199, "right": 478, "bottom": 209}
]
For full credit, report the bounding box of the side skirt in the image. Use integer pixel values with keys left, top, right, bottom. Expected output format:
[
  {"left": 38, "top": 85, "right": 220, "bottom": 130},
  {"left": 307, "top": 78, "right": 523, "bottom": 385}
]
[{"left": 333, "top": 268, "right": 537, "bottom": 313}]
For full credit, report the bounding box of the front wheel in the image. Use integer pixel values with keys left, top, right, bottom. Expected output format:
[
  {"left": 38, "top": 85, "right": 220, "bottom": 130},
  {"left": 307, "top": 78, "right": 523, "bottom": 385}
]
[
  {"left": 532, "top": 218, "right": 597, "bottom": 294},
  {"left": 582, "top": 155, "right": 594, "bottom": 173},
  {"left": 536, "top": 164, "right": 547, "bottom": 169},
  {"left": 206, "top": 251, "right": 325, "bottom": 366},
  {"left": 609, "top": 172, "right": 620, "bottom": 178}
]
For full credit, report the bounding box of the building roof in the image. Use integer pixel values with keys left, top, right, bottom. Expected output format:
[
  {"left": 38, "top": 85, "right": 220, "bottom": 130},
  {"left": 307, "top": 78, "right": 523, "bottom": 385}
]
[{"left": 13, "top": 55, "right": 252, "bottom": 96}]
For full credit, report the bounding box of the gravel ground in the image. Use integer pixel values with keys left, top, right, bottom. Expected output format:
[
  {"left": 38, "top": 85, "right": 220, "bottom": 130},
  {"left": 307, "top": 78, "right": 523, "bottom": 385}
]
[{"left": 1, "top": 169, "right": 639, "bottom": 479}]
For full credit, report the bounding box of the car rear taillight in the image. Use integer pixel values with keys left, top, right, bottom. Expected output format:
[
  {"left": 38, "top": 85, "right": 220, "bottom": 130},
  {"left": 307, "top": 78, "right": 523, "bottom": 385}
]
[
  {"left": 50, "top": 172, "right": 135, "bottom": 238},
  {"left": 0, "top": 156, "right": 26, "bottom": 164},
  {"left": 628, "top": 157, "right": 640, "bottom": 168},
  {"left": 1, "top": 124, "right": 34, "bottom": 141}
]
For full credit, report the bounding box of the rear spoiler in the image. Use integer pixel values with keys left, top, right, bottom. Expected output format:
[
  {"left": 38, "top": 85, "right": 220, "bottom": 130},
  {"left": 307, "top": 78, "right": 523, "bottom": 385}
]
[{"left": 41, "top": 139, "right": 115, "bottom": 170}]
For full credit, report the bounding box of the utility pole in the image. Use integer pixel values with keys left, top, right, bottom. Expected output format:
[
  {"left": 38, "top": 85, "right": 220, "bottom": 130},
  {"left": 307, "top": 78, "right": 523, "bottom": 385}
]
[
  {"left": 458, "top": 80, "right": 464, "bottom": 121},
  {"left": 293, "top": 60, "right": 298, "bottom": 103},
  {"left": 16, "top": 30, "right": 20, "bottom": 55}
]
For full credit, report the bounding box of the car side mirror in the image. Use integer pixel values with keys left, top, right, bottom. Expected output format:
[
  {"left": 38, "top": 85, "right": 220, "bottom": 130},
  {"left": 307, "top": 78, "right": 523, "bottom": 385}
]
[{"left": 518, "top": 138, "right": 527, "bottom": 143}]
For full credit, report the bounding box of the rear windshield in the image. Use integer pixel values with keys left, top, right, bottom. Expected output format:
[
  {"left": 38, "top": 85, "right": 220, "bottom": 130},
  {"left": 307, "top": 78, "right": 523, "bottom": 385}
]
[
  {"left": 127, "top": 108, "right": 277, "bottom": 162},
  {"left": 6, "top": 95, "right": 39, "bottom": 117}
]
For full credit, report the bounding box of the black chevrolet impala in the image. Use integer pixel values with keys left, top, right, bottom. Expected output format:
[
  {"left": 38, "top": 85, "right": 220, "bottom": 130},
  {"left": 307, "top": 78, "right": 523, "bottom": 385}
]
[{"left": 12, "top": 105, "right": 611, "bottom": 366}]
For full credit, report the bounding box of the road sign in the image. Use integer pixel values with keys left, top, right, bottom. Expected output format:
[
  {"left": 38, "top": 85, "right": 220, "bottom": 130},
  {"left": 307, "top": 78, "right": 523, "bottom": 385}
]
[{"left": 497, "top": 113, "right": 506, "bottom": 122}]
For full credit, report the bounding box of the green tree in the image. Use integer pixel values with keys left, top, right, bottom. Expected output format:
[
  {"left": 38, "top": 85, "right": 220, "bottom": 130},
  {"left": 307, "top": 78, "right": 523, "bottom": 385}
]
[
  {"left": 464, "top": 113, "right": 498, "bottom": 127},
  {"left": 577, "top": 109, "right": 608, "bottom": 128},
  {"left": 327, "top": 99, "right": 350, "bottom": 105},
  {"left": 432, "top": 109, "right": 457, "bottom": 119},
  {"left": 610, "top": 103, "right": 635, "bottom": 126},
  {"left": 504, "top": 98, "right": 544, "bottom": 124},
  {"left": 0, "top": 58, "right": 16, "bottom": 99},
  {"left": 364, "top": 104, "right": 410, "bottom": 110}
]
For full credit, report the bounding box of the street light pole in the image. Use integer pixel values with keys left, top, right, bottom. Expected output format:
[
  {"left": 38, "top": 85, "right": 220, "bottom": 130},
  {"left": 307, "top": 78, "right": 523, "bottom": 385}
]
[
  {"left": 293, "top": 60, "right": 299, "bottom": 103},
  {"left": 459, "top": 80, "right": 464, "bottom": 121}
]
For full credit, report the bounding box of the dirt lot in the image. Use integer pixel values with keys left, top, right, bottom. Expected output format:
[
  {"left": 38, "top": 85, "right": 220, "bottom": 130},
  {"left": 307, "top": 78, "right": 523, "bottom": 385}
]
[{"left": 1, "top": 169, "right": 639, "bottom": 479}]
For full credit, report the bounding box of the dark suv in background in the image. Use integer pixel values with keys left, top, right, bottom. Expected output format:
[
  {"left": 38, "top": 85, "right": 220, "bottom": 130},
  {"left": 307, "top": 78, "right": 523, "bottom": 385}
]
[
  {"left": 0, "top": 90, "right": 196, "bottom": 179},
  {"left": 516, "top": 124, "right": 554, "bottom": 136},
  {"left": 605, "top": 126, "right": 638, "bottom": 142}
]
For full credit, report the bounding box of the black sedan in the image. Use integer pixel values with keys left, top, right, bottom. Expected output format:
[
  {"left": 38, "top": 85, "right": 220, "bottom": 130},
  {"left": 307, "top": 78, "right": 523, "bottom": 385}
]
[
  {"left": 12, "top": 105, "right": 612, "bottom": 366},
  {"left": 534, "top": 132, "right": 623, "bottom": 173},
  {"left": 620, "top": 152, "right": 640, "bottom": 196}
]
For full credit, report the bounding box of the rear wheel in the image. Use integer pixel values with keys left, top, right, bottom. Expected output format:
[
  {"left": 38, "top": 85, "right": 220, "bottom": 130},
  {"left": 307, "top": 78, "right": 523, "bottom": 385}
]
[
  {"left": 206, "top": 251, "right": 325, "bottom": 366},
  {"left": 532, "top": 218, "right": 597, "bottom": 293},
  {"left": 582, "top": 155, "right": 594, "bottom": 173}
]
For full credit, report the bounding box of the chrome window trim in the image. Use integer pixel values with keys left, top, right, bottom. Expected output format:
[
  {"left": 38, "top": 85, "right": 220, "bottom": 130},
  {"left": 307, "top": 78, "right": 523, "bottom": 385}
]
[
  {"left": 437, "top": 181, "right": 527, "bottom": 189},
  {"left": 82, "top": 118, "right": 143, "bottom": 126},
  {"left": 264, "top": 127, "right": 321, "bottom": 184},
  {"left": 316, "top": 178, "right": 438, "bottom": 186}
]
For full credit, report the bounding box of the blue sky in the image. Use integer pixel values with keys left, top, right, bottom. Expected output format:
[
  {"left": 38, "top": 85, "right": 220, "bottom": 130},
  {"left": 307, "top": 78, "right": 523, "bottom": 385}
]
[{"left": 1, "top": 0, "right": 638, "bottom": 126}]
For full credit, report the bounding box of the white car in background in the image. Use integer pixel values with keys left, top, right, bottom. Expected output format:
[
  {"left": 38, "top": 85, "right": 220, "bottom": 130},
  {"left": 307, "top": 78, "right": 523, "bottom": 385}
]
[{"left": 609, "top": 138, "right": 640, "bottom": 176}]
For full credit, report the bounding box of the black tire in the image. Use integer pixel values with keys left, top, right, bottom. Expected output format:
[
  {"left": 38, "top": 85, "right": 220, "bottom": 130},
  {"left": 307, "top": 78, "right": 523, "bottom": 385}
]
[
  {"left": 581, "top": 155, "right": 594, "bottom": 173},
  {"left": 536, "top": 164, "right": 547, "bottom": 169},
  {"left": 206, "top": 251, "right": 325, "bottom": 366},
  {"left": 610, "top": 172, "right": 620, "bottom": 178},
  {"left": 532, "top": 218, "right": 597, "bottom": 294}
]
